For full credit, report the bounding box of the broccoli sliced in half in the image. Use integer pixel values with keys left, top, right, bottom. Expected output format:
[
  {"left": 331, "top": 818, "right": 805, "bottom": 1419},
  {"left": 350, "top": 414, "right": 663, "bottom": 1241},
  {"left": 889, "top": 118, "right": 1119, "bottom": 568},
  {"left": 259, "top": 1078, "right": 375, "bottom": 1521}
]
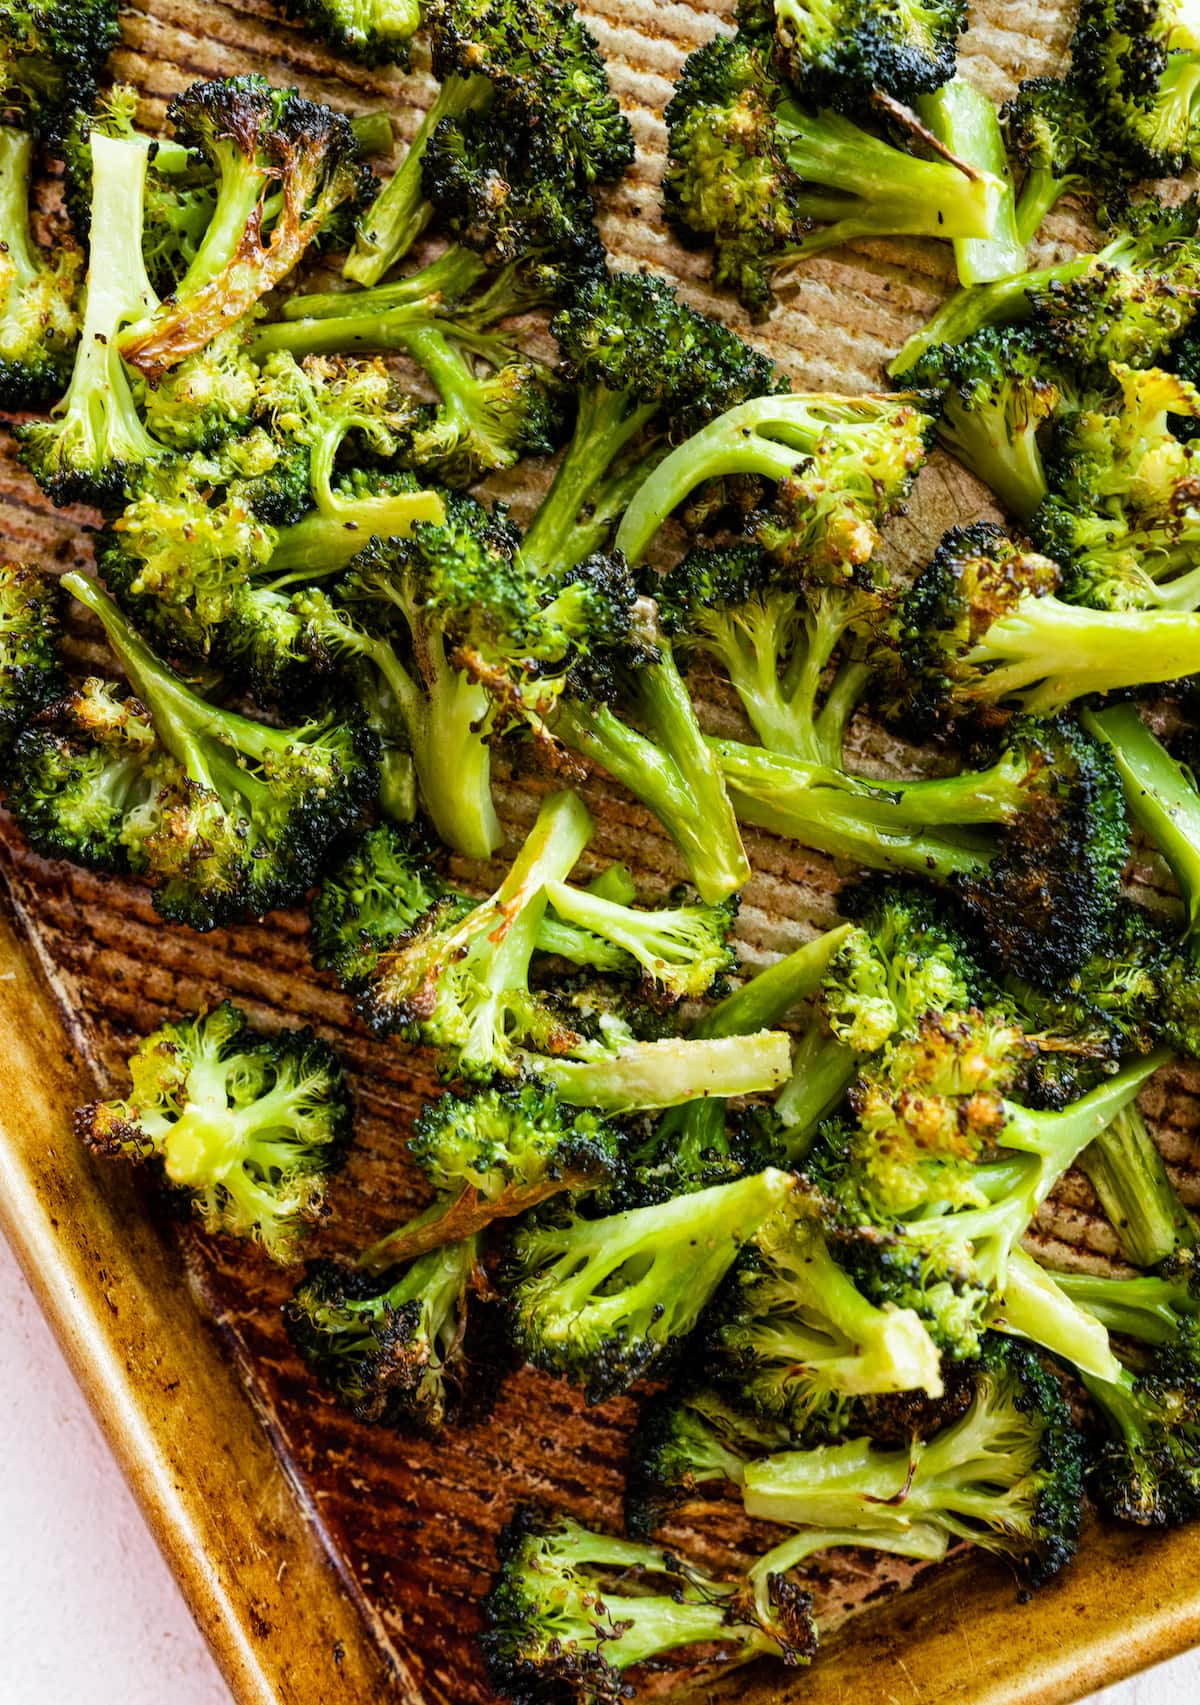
[
  {"left": 503, "top": 1167, "right": 797, "bottom": 1402},
  {"left": 741, "top": 1335, "right": 1083, "bottom": 1588},
  {"left": 54, "top": 572, "right": 377, "bottom": 930},
  {"left": 0, "top": 124, "right": 79, "bottom": 407},
  {"left": 0, "top": 560, "right": 64, "bottom": 764},
  {"left": 76, "top": 1002, "right": 351, "bottom": 1261}
]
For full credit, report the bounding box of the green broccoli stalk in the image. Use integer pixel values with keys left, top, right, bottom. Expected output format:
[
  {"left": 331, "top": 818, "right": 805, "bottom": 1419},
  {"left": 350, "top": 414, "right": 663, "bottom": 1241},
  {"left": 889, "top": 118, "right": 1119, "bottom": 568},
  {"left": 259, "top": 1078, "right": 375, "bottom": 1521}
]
[
  {"left": 0, "top": 561, "right": 64, "bottom": 763},
  {"left": 713, "top": 715, "right": 1129, "bottom": 987},
  {"left": 658, "top": 543, "right": 879, "bottom": 769},
  {"left": 359, "top": 1083, "right": 624, "bottom": 1265},
  {"left": 1082, "top": 703, "right": 1200, "bottom": 935},
  {"left": 740, "top": 1335, "right": 1083, "bottom": 1587},
  {"left": 882, "top": 524, "right": 1200, "bottom": 728},
  {"left": 75, "top": 1002, "right": 351, "bottom": 1262},
  {"left": 534, "top": 1030, "right": 794, "bottom": 1114},
  {"left": 914, "top": 76, "right": 1025, "bottom": 286},
  {"left": 553, "top": 633, "right": 751, "bottom": 904},
  {"left": 709, "top": 1190, "right": 945, "bottom": 1437},
  {"left": 503, "top": 1167, "right": 797, "bottom": 1402},
  {"left": 481, "top": 1507, "right": 814, "bottom": 1703},
  {"left": 116, "top": 77, "right": 372, "bottom": 380},
  {"left": 58, "top": 571, "right": 378, "bottom": 930},
  {"left": 993, "top": 1247, "right": 1125, "bottom": 1385},
  {"left": 541, "top": 880, "right": 737, "bottom": 1004},
  {"left": 773, "top": 880, "right": 988, "bottom": 1147},
  {"left": 663, "top": 26, "right": 1007, "bottom": 318},
  {"left": 0, "top": 0, "right": 119, "bottom": 137},
  {"left": 0, "top": 125, "right": 79, "bottom": 407},
  {"left": 279, "top": 0, "right": 421, "bottom": 65},
  {"left": 519, "top": 271, "right": 781, "bottom": 580},
  {"left": 615, "top": 391, "right": 931, "bottom": 571},
  {"left": 1081, "top": 1106, "right": 1198, "bottom": 1270},
  {"left": 284, "top": 1233, "right": 500, "bottom": 1432},
  {"left": 341, "top": 0, "right": 631, "bottom": 287},
  {"left": 16, "top": 132, "right": 164, "bottom": 508},
  {"left": 906, "top": 328, "right": 1062, "bottom": 521}
]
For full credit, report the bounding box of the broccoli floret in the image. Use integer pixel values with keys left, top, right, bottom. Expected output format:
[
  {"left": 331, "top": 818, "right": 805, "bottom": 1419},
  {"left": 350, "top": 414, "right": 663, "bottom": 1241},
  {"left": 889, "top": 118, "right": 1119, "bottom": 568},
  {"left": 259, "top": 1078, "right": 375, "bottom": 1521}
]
[
  {"left": 76, "top": 1001, "right": 350, "bottom": 1261},
  {"left": 481, "top": 1506, "right": 813, "bottom": 1704},
  {"left": 615, "top": 389, "right": 932, "bottom": 570},
  {"left": 0, "top": 0, "right": 118, "bottom": 136},
  {"left": 342, "top": 0, "right": 632, "bottom": 287},
  {"left": 541, "top": 880, "right": 738, "bottom": 1005},
  {"left": 885, "top": 522, "right": 1200, "bottom": 726},
  {"left": 1073, "top": 0, "right": 1200, "bottom": 177},
  {"left": 284, "top": 1234, "right": 504, "bottom": 1431},
  {"left": 0, "top": 561, "right": 64, "bottom": 763},
  {"left": 280, "top": 0, "right": 421, "bottom": 65},
  {"left": 50, "top": 572, "right": 377, "bottom": 930},
  {"left": 551, "top": 630, "right": 752, "bottom": 905},
  {"left": 663, "top": 26, "right": 1007, "bottom": 318},
  {"left": 715, "top": 713, "right": 1129, "bottom": 987},
  {"left": 503, "top": 1168, "right": 797, "bottom": 1402},
  {"left": 5, "top": 677, "right": 161, "bottom": 870},
  {"left": 625, "top": 1381, "right": 792, "bottom": 1537},
  {"left": 819, "top": 1049, "right": 1165, "bottom": 1360},
  {"left": 518, "top": 271, "right": 781, "bottom": 579},
  {"left": 709, "top": 1188, "right": 944, "bottom": 1437},
  {"left": 114, "top": 77, "right": 372, "bottom": 381},
  {"left": 752, "top": 0, "right": 965, "bottom": 104},
  {"left": 658, "top": 542, "right": 880, "bottom": 769},
  {"left": 0, "top": 125, "right": 79, "bottom": 407},
  {"left": 133, "top": 326, "right": 263, "bottom": 454},
  {"left": 907, "top": 328, "right": 1062, "bottom": 522},
  {"left": 16, "top": 132, "right": 165, "bottom": 508},
  {"left": 1004, "top": 75, "right": 1124, "bottom": 245},
  {"left": 741, "top": 1334, "right": 1083, "bottom": 1588}
]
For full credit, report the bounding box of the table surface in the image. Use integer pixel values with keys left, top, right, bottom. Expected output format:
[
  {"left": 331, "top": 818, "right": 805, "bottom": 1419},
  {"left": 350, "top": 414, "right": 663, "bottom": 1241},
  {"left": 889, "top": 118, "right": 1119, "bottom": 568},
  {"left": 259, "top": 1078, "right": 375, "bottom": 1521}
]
[{"left": 0, "top": 1228, "right": 1194, "bottom": 1705}]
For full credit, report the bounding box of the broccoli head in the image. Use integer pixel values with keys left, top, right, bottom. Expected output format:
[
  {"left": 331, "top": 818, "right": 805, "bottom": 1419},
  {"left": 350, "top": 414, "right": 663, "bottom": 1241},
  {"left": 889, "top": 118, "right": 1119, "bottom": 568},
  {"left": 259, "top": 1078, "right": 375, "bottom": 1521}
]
[
  {"left": 76, "top": 1002, "right": 351, "bottom": 1261},
  {"left": 0, "top": 124, "right": 79, "bottom": 408},
  {"left": 752, "top": 0, "right": 965, "bottom": 105},
  {"left": 0, "top": 0, "right": 118, "bottom": 135},
  {"left": 0, "top": 561, "right": 64, "bottom": 763}
]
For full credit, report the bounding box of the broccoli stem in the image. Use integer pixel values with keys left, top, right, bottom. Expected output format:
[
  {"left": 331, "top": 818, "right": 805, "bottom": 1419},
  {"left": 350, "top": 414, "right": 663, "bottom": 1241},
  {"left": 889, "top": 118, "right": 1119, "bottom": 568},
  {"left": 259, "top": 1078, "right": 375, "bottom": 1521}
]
[
  {"left": 1014, "top": 167, "right": 1070, "bottom": 250},
  {"left": 993, "top": 1248, "right": 1125, "bottom": 1384},
  {"left": 344, "top": 72, "right": 493, "bottom": 286},
  {"left": 521, "top": 387, "right": 660, "bottom": 578},
  {"left": 349, "top": 112, "right": 395, "bottom": 158},
  {"left": 483, "top": 788, "right": 593, "bottom": 997},
  {"left": 536, "top": 1031, "right": 793, "bottom": 1112},
  {"left": 888, "top": 251, "right": 1095, "bottom": 376},
  {"left": 999, "top": 1050, "right": 1170, "bottom": 1190},
  {"left": 694, "top": 923, "right": 855, "bottom": 1039},
  {"left": 710, "top": 738, "right": 996, "bottom": 881},
  {"left": 280, "top": 247, "right": 490, "bottom": 321},
  {"left": 1080, "top": 1106, "right": 1197, "bottom": 1268},
  {"left": 174, "top": 142, "right": 266, "bottom": 298},
  {"left": 1051, "top": 1265, "right": 1200, "bottom": 1343},
  {"left": 747, "top": 1525, "right": 948, "bottom": 1615},
  {"left": 267, "top": 488, "right": 446, "bottom": 578},
  {"left": 967, "top": 602, "right": 1200, "bottom": 712},
  {"left": 915, "top": 79, "right": 1025, "bottom": 285},
  {"left": 0, "top": 127, "right": 41, "bottom": 297},
  {"left": 556, "top": 650, "right": 750, "bottom": 904},
  {"left": 771, "top": 101, "right": 1005, "bottom": 262},
  {"left": 773, "top": 1023, "right": 859, "bottom": 1153},
  {"left": 1082, "top": 704, "right": 1200, "bottom": 930}
]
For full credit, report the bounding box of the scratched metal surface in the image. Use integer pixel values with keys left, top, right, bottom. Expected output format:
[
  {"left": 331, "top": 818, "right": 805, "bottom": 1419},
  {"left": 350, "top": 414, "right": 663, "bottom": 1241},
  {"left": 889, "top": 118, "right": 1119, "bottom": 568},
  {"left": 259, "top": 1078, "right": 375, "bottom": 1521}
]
[{"left": 3, "top": 1, "right": 1199, "bottom": 1700}]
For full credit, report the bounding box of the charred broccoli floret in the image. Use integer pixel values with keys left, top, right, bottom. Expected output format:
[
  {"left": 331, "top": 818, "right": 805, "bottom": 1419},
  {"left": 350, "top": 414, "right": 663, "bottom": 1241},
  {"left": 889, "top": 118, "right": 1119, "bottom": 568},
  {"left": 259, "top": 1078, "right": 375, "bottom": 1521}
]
[
  {"left": 503, "top": 1168, "right": 797, "bottom": 1402},
  {"left": 0, "top": 0, "right": 118, "bottom": 136},
  {"left": 280, "top": 0, "right": 421, "bottom": 64},
  {"left": 751, "top": 0, "right": 965, "bottom": 105},
  {"left": 1003, "top": 74, "right": 1124, "bottom": 244},
  {"left": 75, "top": 1002, "right": 351, "bottom": 1261},
  {"left": 1073, "top": 0, "right": 1200, "bottom": 177},
  {"left": 0, "top": 561, "right": 64, "bottom": 763}
]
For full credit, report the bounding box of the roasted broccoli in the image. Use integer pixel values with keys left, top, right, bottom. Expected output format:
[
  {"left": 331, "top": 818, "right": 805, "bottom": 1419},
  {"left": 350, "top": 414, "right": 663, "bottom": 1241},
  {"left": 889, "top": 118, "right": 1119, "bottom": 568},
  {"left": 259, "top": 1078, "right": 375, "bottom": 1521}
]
[
  {"left": 0, "top": 0, "right": 118, "bottom": 136},
  {"left": 0, "top": 560, "right": 64, "bottom": 763},
  {"left": 1073, "top": 0, "right": 1200, "bottom": 177},
  {"left": 1081, "top": 1105, "right": 1198, "bottom": 1269},
  {"left": 0, "top": 124, "right": 79, "bottom": 407},
  {"left": 76, "top": 1002, "right": 351, "bottom": 1261},
  {"left": 750, "top": 0, "right": 965, "bottom": 105},
  {"left": 281, "top": 0, "right": 421, "bottom": 64}
]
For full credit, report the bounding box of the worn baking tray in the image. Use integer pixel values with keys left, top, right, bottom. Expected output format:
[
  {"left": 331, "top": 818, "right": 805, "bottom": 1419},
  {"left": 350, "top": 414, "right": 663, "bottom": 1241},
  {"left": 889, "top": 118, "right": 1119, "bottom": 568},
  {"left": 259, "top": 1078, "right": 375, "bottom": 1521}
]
[{"left": 3, "top": 0, "right": 1200, "bottom": 1700}]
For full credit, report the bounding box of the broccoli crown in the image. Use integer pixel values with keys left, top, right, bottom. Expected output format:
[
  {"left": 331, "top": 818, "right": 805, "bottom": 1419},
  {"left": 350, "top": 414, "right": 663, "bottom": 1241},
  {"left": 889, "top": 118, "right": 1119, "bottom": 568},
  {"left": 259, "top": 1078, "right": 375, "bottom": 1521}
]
[
  {"left": 753, "top": 0, "right": 965, "bottom": 104},
  {"left": 279, "top": 0, "right": 421, "bottom": 66},
  {"left": 0, "top": 561, "right": 65, "bottom": 761},
  {"left": 551, "top": 269, "right": 779, "bottom": 440},
  {"left": 822, "top": 879, "right": 988, "bottom": 1052},
  {"left": 118, "top": 75, "right": 373, "bottom": 381},
  {"left": 429, "top": 0, "right": 634, "bottom": 188},
  {"left": 542, "top": 880, "right": 739, "bottom": 1005},
  {"left": 624, "top": 1380, "right": 794, "bottom": 1539},
  {"left": 740, "top": 1333, "right": 1082, "bottom": 1586},
  {"left": 0, "top": 0, "right": 119, "bottom": 135},
  {"left": 1005, "top": 74, "right": 1100, "bottom": 182},
  {"left": 58, "top": 573, "right": 379, "bottom": 931},
  {"left": 134, "top": 325, "right": 263, "bottom": 454},
  {"left": 409, "top": 1082, "right": 623, "bottom": 1205},
  {"left": 310, "top": 822, "right": 457, "bottom": 991},
  {"left": 1086, "top": 1364, "right": 1200, "bottom": 1526},
  {"left": 0, "top": 124, "right": 80, "bottom": 409},
  {"left": 503, "top": 1168, "right": 797, "bottom": 1403},
  {"left": 1073, "top": 0, "right": 1200, "bottom": 175},
  {"left": 481, "top": 1505, "right": 809, "bottom": 1703},
  {"left": 420, "top": 108, "right": 606, "bottom": 279},
  {"left": 5, "top": 678, "right": 160, "bottom": 871},
  {"left": 284, "top": 1235, "right": 502, "bottom": 1432},
  {"left": 75, "top": 1001, "right": 351, "bottom": 1261}
]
